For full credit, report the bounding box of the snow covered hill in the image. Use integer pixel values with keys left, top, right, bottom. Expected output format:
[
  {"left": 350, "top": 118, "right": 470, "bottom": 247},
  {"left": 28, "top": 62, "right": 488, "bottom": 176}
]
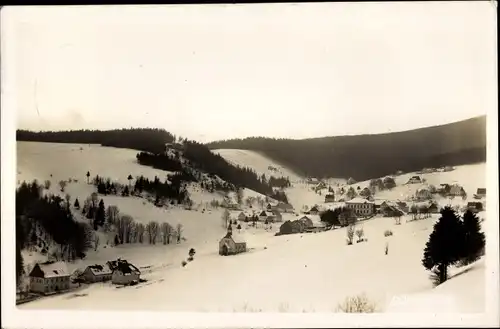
[{"left": 16, "top": 141, "right": 488, "bottom": 314}]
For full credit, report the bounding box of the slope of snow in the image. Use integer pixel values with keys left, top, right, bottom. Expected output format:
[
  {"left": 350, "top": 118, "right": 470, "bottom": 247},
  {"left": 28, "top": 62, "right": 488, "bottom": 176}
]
[
  {"left": 386, "top": 260, "right": 485, "bottom": 313},
  {"left": 17, "top": 141, "right": 176, "bottom": 185},
  {"left": 213, "top": 149, "right": 303, "bottom": 182},
  {"left": 16, "top": 142, "right": 488, "bottom": 315},
  {"left": 20, "top": 212, "right": 486, "bottom": 313}
]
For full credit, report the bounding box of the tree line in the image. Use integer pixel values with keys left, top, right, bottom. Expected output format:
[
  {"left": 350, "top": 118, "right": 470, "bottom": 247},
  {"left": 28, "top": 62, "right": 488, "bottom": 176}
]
[
  {"left": 17, "top": 128, "right": 175, "bottom": 154},
  {"left": 206, "top": 115, "right": 486, "bottom": 181},
  {"left": 16, "top": 181, "right": 93, "bottom": 286}
]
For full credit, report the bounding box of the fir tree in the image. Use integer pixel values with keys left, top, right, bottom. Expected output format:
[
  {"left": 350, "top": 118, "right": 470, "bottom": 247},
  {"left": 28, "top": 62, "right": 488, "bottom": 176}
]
[
  {"left": 459, "top": 210, "right": 485, "bottom": 266},
  {"left": 422, "top": 206, "right": 465, "bottom": 285},
  {"left": 74, "top": 198, "right": 80, "bottom": 209},
  {"left": 95, "top": 199, "right": 106, "bottom": 229}
]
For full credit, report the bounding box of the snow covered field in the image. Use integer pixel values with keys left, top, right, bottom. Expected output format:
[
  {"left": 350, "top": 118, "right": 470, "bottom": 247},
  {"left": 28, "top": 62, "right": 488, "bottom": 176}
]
[{"left": 16, "top": 142, "right": 489, "bottom": 314}]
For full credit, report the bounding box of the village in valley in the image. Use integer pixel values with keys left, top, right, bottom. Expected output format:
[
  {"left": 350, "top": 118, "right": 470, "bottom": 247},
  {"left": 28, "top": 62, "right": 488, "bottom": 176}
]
[{"left": 16, "top": 144, "right": 487, "bottom": 308}]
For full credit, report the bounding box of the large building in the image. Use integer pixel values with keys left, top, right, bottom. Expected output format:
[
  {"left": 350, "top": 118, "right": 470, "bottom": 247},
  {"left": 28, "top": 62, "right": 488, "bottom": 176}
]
[
  {"left": 29, "top": 261, "right": 71, "bottom": 294},
  {"left": 345, "top": 197, "right": 375, "bottom": 217}
]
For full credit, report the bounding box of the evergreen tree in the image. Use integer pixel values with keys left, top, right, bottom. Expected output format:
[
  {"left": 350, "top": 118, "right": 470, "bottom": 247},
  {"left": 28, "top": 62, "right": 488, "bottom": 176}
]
[
  {"left": 422, "top": 206, "right": 465, "bottom": 285},
  {"left": 459, "top": 210, "right": 485, "bottom": 266},
  {"left": 86, "top": 171, "right": 90, "bottom": 184},
  {"left": 74, "top": 198, "right": 80, "bottom": 209},
  {"left": 95, "top": 199, "right": 106, "bottom": 229}
]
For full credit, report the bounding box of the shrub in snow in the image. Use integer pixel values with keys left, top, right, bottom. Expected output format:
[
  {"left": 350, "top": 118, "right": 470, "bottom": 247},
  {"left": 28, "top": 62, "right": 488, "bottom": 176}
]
[
  {"left": 336, "top": 293, "right": 376, "bottom": 313},
  {"left": 181, "top": 261, "right": 187, "bottom": 267},
  {"left": 384, "top": 230, "right": 393, "bottom": 237},
  {"left": 355, "top": 227, "right": 365, "bottom": 243},
  {"left": 187, "top": 256, "right": 194, "bottom": 262},
  {"left": 385, "top": 242, "right": 389, "bottom": 255}
]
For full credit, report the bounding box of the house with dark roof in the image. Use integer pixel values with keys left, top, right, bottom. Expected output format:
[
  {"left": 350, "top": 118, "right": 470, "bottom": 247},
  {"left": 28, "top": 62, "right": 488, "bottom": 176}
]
[
  {"left": 82, "top": 264, "right": 113, "bottom": 283},
  {"left": 406, "top": 176, "right": 422, "bottom": 184},
  {"left": 474, "top": 188, "right": 486, "bottom": 199},
  {"left": 107, "top": 259, "right": 141, "bottom": 285},
  {"left": 324, "top": 193, "right": 335, "bottom": 203},
  {"left": 29, "top": 261, "right": 71, "bottom": 294}
]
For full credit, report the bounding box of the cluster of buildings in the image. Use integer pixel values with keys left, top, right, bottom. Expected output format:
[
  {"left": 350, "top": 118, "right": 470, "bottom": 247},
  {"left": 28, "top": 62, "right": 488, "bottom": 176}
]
[{"left": 28, "top": 259, "right": 141, "bottom": 295}]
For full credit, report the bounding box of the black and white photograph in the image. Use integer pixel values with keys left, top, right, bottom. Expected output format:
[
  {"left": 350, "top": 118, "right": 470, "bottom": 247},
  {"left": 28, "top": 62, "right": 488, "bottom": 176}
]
[{"left": 1, "top": 2, "right": 498, "bottom": 328}]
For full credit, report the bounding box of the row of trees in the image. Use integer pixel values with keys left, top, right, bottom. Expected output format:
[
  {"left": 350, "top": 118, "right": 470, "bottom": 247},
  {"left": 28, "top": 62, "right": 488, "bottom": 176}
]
[
  {"left": 422, "top": 207, "right": 485, "bottom": 285},
  {"left": 16, "top": 181, "right": 93, "bottom": 286},
  {"left": 104, "top": 205, "right": 183, "bottom": 245},
  {"left": 17, "top": 128, "right": 175, "bottom": 154}
]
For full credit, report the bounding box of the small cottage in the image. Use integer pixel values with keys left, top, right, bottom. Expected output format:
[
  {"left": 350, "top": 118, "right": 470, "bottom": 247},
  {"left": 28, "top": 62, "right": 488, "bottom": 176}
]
[
  {"left": 82, "top": 264, "right": 113, "bottom": 283},
  {"left": 379, "top": 201, "right": 402, "bottom": 217},
  {"left": 29, "top": 261, "right": 71, "bottom": 294},
  {"left": 259, "top": 210, "right": 276, "bottom": 222},
  {"left": 448, "top": 184, "right": 465, "bottom": 197},
  {"left": 467, "top": 202, "right": 483, "bottom": 213},
  {"left": 276, "top": 201, "right": 294, "bottom": 213},
  {"left": 107, "top": 259, "right": 141, "bottom": 285},
  {"left": 219, "top": 231, "right": 247, "bottom": 256},
  {"left": 415, "top": 188, "right": 432, "bottom": 201},
  {"left": 406, "top": 176, "right": 422, "bottom": 184},
  {"left": 308, "top": 205, "right": 320, "bottom": 215},
  {"left": 324, "top": 193, "right": 335, "bottom": 203},
  {"left": 474, "top": 188, "right": 486, "bottom": 199},
  {"left": 279, "top": 220, "right": 306, "bottom": 235}
]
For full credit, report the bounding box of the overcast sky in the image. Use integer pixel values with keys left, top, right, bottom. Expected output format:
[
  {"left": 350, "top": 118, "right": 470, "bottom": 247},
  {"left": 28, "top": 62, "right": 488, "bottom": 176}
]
[{"left": 4, "top": 2, "right": 497, "bottom": 142}]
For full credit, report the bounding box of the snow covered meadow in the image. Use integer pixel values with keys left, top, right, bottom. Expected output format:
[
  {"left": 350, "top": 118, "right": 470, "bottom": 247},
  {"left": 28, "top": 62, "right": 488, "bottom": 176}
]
[{"left": 16, "top": 142, "right": 489, "bottom": 313}]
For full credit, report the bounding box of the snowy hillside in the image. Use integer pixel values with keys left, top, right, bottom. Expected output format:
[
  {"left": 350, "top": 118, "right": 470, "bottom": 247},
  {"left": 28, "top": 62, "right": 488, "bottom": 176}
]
[{"left": 16, "top": 141, "right": 488, "bottom": 314}]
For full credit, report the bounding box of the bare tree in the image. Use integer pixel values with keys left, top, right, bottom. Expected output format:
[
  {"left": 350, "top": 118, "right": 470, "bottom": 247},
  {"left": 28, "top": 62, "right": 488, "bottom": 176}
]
[
  {"left": 59, "top": 180, "right": 67, "bottom": 192},
  {"left": 176, "top": 223, "right": 183, "bottom": 243},
  {"left": 128, "top": 222, "right": 137, "bottom": 243},
  {"left": 346, "top": 224, "right": 355, "bottom": 245},
  {"left": 121, "top": 215, "right": 134, "bottom": 244},
  {"left": 136, "top": 223, "right": 145, "bottom": 243},
  {"left": 221, "top": 209, "right": 230, "bottom": 228},
  {"left": 160, "top": 222, "right": 173, "bottom": 245},
  {"left": 44, "top": 180, "right": 51, "bottom": 190},
  {"left": 106, "top": 205, "right": 120, "bottom": 227},
  {"left": 146, "top": 221, "right": 160, "bottom": 244}
]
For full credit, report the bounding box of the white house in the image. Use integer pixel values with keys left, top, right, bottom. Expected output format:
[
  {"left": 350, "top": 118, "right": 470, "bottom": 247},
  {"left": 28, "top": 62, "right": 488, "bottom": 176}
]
[
  {"left": 107, "top": 259, "right": 141, "bottom": 285},
  {"left": 29, "top": 261, "right": 71, "bottom": 294},
  {"left": 82, "top": 264, "right": 113, "bottom": 283}
]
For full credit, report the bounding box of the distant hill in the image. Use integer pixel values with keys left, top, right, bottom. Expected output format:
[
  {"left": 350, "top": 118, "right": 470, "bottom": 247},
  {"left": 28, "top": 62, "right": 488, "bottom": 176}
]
[
  {"left": 206, "top": 115, "right": 487, "bottom": 181},
  {"left": 16, "top": 128, "right": 290, "bottom": 202}
]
